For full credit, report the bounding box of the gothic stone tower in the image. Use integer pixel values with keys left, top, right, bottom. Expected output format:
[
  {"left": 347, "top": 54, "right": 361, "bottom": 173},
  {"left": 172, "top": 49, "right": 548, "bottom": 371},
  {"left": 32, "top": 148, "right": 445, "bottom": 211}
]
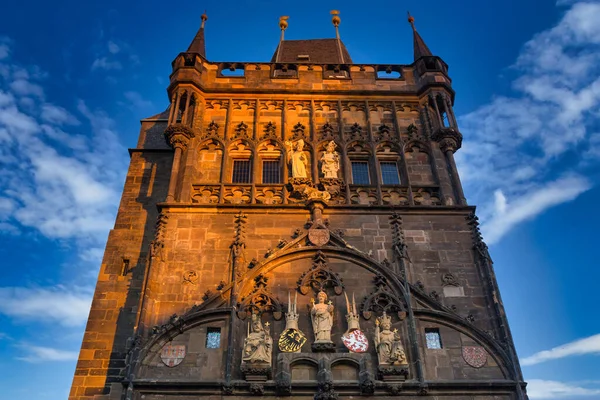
[{"left": 70, "top": 12, "right": 527, "bottom": 400}]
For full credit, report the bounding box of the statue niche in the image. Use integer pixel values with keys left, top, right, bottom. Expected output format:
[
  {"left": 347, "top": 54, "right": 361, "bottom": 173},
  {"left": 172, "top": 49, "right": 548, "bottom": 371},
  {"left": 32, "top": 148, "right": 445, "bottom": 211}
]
[
  {"left": 241, "top": 313, "right": 273, "bottom": 381},
  {"left": 320, "top": 140, "right": 340, "bottom": 179},
  {"left": 310, "top": 290, "right": 335, "bottom": 352},
  {"left": 374, "top": 312, "right": 409, "bottom": 381},
  {"left": 285, "top": 139, "right": 309, "bottom": 179}
]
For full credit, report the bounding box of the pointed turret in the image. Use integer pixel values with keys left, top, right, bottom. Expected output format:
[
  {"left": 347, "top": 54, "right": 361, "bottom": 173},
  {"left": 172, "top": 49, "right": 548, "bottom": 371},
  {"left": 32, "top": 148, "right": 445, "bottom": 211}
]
[
  {"left": 408, "top": 12, "right": 433, "bottom": 61},
  {"left": 187, "top": 11, "right": 208, "bottom": 57}
]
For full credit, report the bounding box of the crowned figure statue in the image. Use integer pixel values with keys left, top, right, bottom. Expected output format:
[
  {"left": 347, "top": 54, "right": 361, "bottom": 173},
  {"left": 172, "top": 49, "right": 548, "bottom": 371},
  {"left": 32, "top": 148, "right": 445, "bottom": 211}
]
[
  {"left": 242, "top": 313, "right": 273, "bottom": 366},
  {"left": 374, "top": 312, "right": 407, "bottom": 366},
  {"left": 320, "top": 141, "right": 340, "bottom": 179}
]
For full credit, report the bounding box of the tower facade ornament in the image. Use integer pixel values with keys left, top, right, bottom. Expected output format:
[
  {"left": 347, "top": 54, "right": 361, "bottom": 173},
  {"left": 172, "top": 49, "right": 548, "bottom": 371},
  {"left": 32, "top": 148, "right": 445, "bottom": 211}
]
[
  {"left": 320, "top": 141, "right": 340, "bottom": 179},
  {"left": 241, "top": 313, "right": 273, "bottom": 381},
  {"left": 375, "top": 312, "right": 407, "bottom": 366},
  {"left": 278, "top": 292, "right": 307, "bottom": 353},
  {"left": 342, "top": 292, "right": 368, "bottom": 353},
  {"left": 285, "top": 139, "right": 309, "bottom": 178},
  {"left": 310, "top": 290, "right": 335, "bottom": 351}
]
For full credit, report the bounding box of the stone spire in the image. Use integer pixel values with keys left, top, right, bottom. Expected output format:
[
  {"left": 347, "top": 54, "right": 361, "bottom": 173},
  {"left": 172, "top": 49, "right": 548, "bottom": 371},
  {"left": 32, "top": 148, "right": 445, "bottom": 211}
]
[
  {"left": 408, "top": 12, "right": 433, "bottom": 61},
  {"left": 187, "top": 11, "right": 208, "bottom": 57}
]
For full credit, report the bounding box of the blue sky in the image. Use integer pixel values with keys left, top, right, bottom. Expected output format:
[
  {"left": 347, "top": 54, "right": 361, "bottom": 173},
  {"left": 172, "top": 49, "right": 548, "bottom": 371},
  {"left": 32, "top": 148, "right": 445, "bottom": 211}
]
[{"left": 0, "top": 0, "right": 599, "bottom": 399}]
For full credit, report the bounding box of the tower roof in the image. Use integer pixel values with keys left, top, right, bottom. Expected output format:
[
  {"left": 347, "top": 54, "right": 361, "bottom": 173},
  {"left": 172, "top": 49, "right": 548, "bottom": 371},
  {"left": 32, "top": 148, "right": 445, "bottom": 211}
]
[
  {"left": 187, "top": 12, "right": 208, "bottom": 57},
  {"left": 270, "top": 39, "right": 353, "bottom": 64},
  {"left": 408, "top": 13, "right": 433, "bottom": 61}
]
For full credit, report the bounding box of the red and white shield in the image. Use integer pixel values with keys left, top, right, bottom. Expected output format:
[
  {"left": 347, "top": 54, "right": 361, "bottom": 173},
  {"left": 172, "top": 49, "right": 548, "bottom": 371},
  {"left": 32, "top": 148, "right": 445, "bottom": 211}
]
[
  {"left": 342, "top": 329, "right": 369, "bottom": 353},
  {"left": 160, "top": 343, "right": 186, "bottom": 367},
  {"left": 462, "top": 346, "right": 487, "bottom": 368}
]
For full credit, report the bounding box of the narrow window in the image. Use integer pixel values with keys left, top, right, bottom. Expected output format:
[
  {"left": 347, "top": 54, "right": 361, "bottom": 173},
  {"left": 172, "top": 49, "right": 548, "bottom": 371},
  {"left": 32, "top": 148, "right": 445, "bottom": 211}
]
[
  {"left": 121, "top": 259, "right": 130, "bottom": 276},
  {"left": 351, "top": 161, "right": 370, "bottom": 185},
  {"left": 262, "top": 160, "right": 280, "bottom": 184},
  {"left": 425, "top": 328, "right": 442, "bottom": 349},
  {"left": 380, "top": 161, "right": 401, "bottom": 185},
  {"left": 441, "top": 111, "right": 450, "bottom": 127},
  {"left": 206, "top": 327, "right": 221, "bottom": 348},
  {"left": 232, "top": 159, "right": 251, "bottom": 183}
]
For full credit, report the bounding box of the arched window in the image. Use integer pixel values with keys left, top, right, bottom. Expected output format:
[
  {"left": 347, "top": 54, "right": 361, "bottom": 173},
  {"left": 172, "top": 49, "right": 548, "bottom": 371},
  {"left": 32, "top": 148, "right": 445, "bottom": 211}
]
[
  {"left": 376, "top": 142, "right": 402, "bottom": 186},
  {"left": 257, "top": 140, "right": 283, "bottom": 184},
  {"left": 347, "top": 142, "right": 372, "bottom": 185},
  {"left": 228, "top": 140, "right": 253, "bottom": 184}
]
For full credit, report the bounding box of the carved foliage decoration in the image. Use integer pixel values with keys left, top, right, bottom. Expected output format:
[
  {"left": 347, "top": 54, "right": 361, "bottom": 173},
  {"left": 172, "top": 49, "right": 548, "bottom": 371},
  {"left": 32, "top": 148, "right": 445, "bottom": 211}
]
[
  {"left": 319, "top": 122, "right": 336, "bottom": 141},
  {"left": 374, "top": 124, "right": 396, "bottom": 143},
  {"left": 233, "top": 121, "right": 249, "bottom": 138},
  {"left": 389, "top": 213, "right": 408, "bottom": 260},
  {"left": 361, "top": 274, "right": 406, "bottom": 320},
  {"left": 150, "top": 212, "right": 169, "bottom": 260},
  {"left": 203, "top": 121, "right": 219, "bottom": 138},
  {"left": 297, "top": 251, "right": 344, "bottom": 296},
  {"left": 237, "top": 274, "right": 284, "bottom": 320},
  {"left": 262, "top": 121, "right": 277, "bottom": 139},
  {"left": 291, "top": 122, "right": 306, "bottom": 140}
]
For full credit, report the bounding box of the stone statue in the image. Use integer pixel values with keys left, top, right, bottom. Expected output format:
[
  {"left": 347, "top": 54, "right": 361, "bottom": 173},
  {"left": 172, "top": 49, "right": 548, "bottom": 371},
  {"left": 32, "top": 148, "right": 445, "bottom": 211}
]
[
  {"left": 374, "top": 312, "right": 407, "bottom": 365},
  {"left": 320, "top": 141, "right": 340, "bottom": 179},
  {"left": 242, "top": 313, "right": 273, "bottom": 365},
  {"left": 310, "top": 290, "right": 334, "bottom": 344},
  {"left": 285, "top": 139, "right": 309, "bottom": 178}
]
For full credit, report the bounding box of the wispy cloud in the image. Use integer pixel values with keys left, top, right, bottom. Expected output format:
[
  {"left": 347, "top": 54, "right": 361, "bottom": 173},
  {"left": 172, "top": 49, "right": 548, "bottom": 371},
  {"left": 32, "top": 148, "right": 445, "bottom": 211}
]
[
  {"left": 527, "top": 379, "right": 600, "bottom": 399},
  {"left": 91, "top": 57, "right": 122, "bottom": 71},
  {"left": 521, "top": 333, "right": 600, "bottom": 366},
  {"left": 107, "top": 41, "right": 120, "bottom": 54},
  {"left": 0, "top": 286, "right": 93, "bottom": 327},
  {"left": 40, "top": 104, "right": 79, "bottom": 125},
  {"left": 123, "top": 90, "right": 153, "bottom": 112},
  {"left": 456, "top": 2, "right": 600, "bottom": 244},
  {"left": 15, "top": 344, "right": 79, "bottom": 363}
]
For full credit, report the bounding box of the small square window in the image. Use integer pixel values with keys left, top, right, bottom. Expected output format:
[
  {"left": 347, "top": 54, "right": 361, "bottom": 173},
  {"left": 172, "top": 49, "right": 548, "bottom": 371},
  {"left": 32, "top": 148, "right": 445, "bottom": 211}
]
[
  {"left": 380, "top": 161, "right": 400, "bottom": 185},
  {"left": 206, "top": 327, "right": 221, "bottom": 349},
  {"left": 425, "top": 328, "right": 442, "bottom": 349},
  {"left": 232, "top": 159, "right": 251, "bottom": 183},
  {"left": 262, "top": 160, "right": 280, "bottom": 183},
  {"left": 351, "top": 161, "right": 370, "bottom": 185}
]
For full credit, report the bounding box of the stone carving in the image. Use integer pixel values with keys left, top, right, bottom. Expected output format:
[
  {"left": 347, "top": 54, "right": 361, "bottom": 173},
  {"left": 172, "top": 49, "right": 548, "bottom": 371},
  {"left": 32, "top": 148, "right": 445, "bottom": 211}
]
[
  {"left": 342, "top": 293, "right": 368, "bottom": 353},
  {"left": 160, "top": 343, "right": 186, "bottom": 367},
  {"left": 237, "top": 274, "right": 284, "bottom": 320},
  {"left": 320, "top": 141, "right": 340, "bottom": 179},
  {"left": 241, "top": 313, "right": 273, "bottom": 381},
  {"left": 308, "top": 228, "right": 330, "bottom": 246},
  {"left": 285, "top": 139, "right": 309, "bottom": 178},
  {"left": 182, "top": 271, "right": 198, "bottom": 284},
  {"left": 278, "top": 292, "right": 307, "bottom": 353},
  {"left": 361, "top": 274, "right": 406, "bottom": 321},
  {"left": 462, "top": 346, "right": 487, "bottom": 368},
  {"left": 375, "top": 312, "right": 408, "bottom": 366},
  {"left": 242, "top": 313, "right": 273, "bottom": 364},
  {"left": 310, "top": 290, "right": 335, "bottom": 351},
  {"left": 441, "top": 272, "right": 459, "bottom": 286},
  {"left": 297, "top": 251, "right": 344, "bottom": 295}
]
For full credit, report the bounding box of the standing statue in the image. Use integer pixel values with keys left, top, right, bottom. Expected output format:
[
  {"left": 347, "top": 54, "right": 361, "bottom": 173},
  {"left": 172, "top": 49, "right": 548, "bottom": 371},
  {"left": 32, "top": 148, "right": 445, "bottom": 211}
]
[
  {"left": 310, "top": 290, "right": 334, "bottom": 345},
  {"left": 285, "top": 139, "right": 309, "bottom": 178},
  {"left": 320, "top": 141, "right": 340, "bottom": 179},
  {"left": 374, "top": 312, "right": 408, "bottom": 365},
  {"left": 242, "top": 313, "right": 273, "bottom": 365}
]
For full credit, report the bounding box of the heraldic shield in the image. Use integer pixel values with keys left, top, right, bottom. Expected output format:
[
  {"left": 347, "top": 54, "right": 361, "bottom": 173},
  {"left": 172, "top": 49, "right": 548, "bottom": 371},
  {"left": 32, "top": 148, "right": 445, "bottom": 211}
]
[
  {"left": 342, "top": 329, "right": 369, "bottom": 353},
  {"left": 278, "top": 328, "right": 307, "bottom": 352},
  {"left": 462, "top": 346, "right": 487, "bottom": 368},
  {"left": 160, "top": 343, "right": 186, "bottom": 367}
]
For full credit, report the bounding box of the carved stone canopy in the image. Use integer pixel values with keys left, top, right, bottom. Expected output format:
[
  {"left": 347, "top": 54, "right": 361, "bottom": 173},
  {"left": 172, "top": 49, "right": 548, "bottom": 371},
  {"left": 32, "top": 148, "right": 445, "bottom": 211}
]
[
  {"left": 164, "top": 124, "right": 195, "bottom": 150},
  {"left": 237, "top": 274, "right": 284, "bottom": 320},
  {"left": 361, "top": 274, "right": 407, "bottom": 320},
  {"left": 297, "top": 251, "right": 344, "bottom": 296}
]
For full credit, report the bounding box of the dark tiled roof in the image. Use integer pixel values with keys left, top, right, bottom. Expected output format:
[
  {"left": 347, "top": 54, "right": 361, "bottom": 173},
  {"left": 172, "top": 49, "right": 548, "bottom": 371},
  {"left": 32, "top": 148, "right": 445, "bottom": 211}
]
[
  {"left": 271, "top": 39, "right": 353, "bottom": 64},
  {"left": 412, "top": 29, "right": 433, "bottom": 61},
  {"left": 187, "top": 26, "right": 206, "bottom": 57}
]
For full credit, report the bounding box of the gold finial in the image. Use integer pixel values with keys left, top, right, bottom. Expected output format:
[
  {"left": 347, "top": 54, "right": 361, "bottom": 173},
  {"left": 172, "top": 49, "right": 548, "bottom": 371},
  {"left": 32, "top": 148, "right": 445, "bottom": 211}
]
[
  {"left": 279, "top": 16, "right": 289, "bottom": 41},
  {"left": 407, "top": 11, "right": 416, "bottom": 30},
  {"left": 201, "top": 10, "right": 208, "bottom": 28},
  {"left": 331, "top": 10, "right": 341, "bottom": 39}
]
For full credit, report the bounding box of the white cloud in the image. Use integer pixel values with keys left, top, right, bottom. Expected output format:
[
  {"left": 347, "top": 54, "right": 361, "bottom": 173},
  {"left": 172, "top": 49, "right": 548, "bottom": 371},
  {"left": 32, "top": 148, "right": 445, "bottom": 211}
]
[
  {"left": 482, "top": 176, "right": 591, "bottom": 243},
  {"left": 0, "top": 286, "right": 93, "bottom": 327},
  {"left": 40, "top": 104, "right": 79, "bottom": 125},
  {"left": 123, "top": 91, "right": 153, "bottom": 111},
  {"left": 457, "top": 2, "right": 600, "bottom": 244},
  {"left": 0, "top": 44, "right": 9, "bottom": 60},
  {"left": 91, "top": 57, "right": 122, "bottom": 71},
  {"left": 9, "top": 79, "right": 44, "bottom": 98},
  {"left": 16, "top": 344, "right": 79, "bottom": 363},
  {"left": 527, "top": 379, "right": 600, "bottom": 399},
  {"left": 521, "top": 333, "right": 600, "bottom": 366},
  {"left": 107, "top": 41, "right": 120, "bottom": 54}
]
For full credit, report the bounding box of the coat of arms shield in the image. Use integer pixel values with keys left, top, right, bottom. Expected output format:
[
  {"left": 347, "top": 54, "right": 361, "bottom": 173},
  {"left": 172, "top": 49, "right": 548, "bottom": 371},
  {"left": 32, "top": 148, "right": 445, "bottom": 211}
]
[
  {"left": 278, "top": 328, "right": 307, "bottom": 352},
  {"left": 160, "top": 343, "right": 186, "bottom": 367},
  {"left": 308, "top": 228, "right": 330, "bottom": 246},
  {"left": 342, "top": 329, "right": 369, "bottom": 353},
  {"left": 462, "top": 346, "right": 487, "bottom": 368}
]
